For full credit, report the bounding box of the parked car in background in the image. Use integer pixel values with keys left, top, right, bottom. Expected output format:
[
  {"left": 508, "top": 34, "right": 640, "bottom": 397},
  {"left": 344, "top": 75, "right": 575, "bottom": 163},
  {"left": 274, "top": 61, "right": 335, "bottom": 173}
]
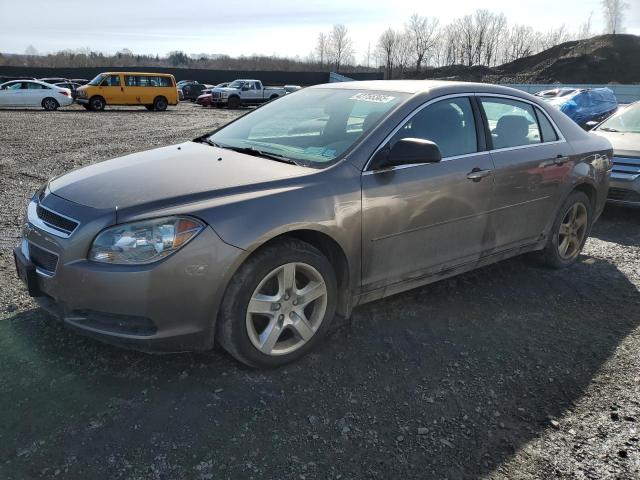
[
  {"left": 592, "top": 101, "right": 640, "bottom": 206},
  {"left": 181, "top": 82, "right": 209, "bottom": 102},
  {"left": 544, "top": 87, "right": 618, "bottom": 130},
  {"left": 0, "top": 80, "right": 72, "bottom": 110},
  {"left": 14, "top": 81, "right": 612, "bottom": 367},
  {"left": 210, "top": 79, "right": 288, "bottom": 108},
  {"left": 176, "top": 80, "right": 196, "bottom": 88},
  {"left": 38, "top": 77, "right": 69, "bottom": 85},
  {"left": 76, "top": 72, "right": 177, "bottom": 111},
  {"left": 196, "top": 82, "right": 230, "bottom": 107},
  {"left": 54, "top": 82, "right": 82, "bottom": 99},
  {"left": 534, "top": 88, "right": 576, "bottom": 98},
  {"left": 71, "top": 78, "right": 89, "bottom": 85}
]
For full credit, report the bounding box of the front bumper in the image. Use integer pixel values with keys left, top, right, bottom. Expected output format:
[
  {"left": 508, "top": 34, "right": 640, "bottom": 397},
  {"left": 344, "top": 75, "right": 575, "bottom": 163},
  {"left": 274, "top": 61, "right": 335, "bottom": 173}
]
[
  {"left": 16, "top": 194, "right": 244, "bottom": 352},
  {"left": 607, "top": 160, "right": 640, "bottom": 206}
]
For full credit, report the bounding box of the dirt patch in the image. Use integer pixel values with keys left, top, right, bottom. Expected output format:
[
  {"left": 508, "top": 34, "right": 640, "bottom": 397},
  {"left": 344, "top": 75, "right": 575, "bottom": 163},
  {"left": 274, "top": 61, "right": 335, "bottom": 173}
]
[{"left": 0, "top": 103, "right": 639, "bottom": 479}]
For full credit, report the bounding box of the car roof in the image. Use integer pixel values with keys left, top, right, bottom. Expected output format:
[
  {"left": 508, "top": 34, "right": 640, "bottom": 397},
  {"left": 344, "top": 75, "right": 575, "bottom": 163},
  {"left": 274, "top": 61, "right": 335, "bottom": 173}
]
[
  {"left": 311, "top": 80, "right": 536, "bottom": 98},
  {"left": 103, "top": 72, "right": 175, "bottom": 77}
]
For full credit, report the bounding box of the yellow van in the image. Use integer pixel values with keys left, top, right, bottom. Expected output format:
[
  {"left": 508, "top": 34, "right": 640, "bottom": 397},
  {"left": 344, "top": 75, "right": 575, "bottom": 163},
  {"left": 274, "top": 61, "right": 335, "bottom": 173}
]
[{"left": 76, "top": 72, "right": 178, "bottom": 111}]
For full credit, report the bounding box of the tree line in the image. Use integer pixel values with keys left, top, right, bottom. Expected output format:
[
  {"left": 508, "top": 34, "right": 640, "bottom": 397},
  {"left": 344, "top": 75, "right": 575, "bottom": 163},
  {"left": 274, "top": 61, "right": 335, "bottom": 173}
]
[{"left": 0, "top": 2, "right": 630, "bottom": 77}]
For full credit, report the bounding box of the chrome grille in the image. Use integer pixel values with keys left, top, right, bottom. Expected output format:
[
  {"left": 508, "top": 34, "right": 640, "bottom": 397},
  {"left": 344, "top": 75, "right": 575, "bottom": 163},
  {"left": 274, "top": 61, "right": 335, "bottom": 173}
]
[
  {"left": 36, "top": 204, "right": 79, "bottom": 234},
  {"left": 29, "top": 243, "right": 59, "bottom": 273},
  {"left": 612, "top": 156, "right": 640, "bottom": 180}
]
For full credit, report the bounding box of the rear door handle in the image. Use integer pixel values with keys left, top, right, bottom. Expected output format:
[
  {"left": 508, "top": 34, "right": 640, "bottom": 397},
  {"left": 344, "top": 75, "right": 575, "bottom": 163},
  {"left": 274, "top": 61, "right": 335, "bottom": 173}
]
[
  {"left": 467, "top": 168, "right": 492, "bottom": 182},
  {"left": 554, "top": 155, "right": 569, "bottom": 166}
]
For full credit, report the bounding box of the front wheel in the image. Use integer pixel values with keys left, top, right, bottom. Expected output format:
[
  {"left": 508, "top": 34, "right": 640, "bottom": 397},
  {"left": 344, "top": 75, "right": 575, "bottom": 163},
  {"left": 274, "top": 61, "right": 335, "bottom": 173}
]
[
  {"left": 217, "top": 239, "right": 337, "bottom": 368},
  {"left": 89, "top": 96, "right": 105, "bottom": 111},
  {"left": 535, "top": 191, "right": 592, "bottom": 268},
  {"left": 42, "top": 97, "right": 59, "bottom": 111}
]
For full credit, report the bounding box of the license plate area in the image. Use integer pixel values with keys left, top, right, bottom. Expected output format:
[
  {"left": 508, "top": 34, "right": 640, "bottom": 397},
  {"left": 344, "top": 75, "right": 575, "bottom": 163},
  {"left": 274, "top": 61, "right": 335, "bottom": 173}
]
[{"left": 13, "top": 246, "right": 42, "bottom": 297}]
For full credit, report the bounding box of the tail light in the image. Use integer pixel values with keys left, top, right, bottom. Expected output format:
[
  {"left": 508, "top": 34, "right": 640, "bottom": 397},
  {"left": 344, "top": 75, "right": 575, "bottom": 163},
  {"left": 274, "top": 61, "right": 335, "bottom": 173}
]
[{"left": 59, "top": 90, "right": 69, "bottom": 96}]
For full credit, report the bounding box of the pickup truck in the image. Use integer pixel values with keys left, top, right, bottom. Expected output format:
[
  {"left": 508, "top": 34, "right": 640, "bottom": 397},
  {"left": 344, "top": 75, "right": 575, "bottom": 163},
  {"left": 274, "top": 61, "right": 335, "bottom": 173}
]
[{"left": 210, "top": 79, "right": 290, "bottom": 108}]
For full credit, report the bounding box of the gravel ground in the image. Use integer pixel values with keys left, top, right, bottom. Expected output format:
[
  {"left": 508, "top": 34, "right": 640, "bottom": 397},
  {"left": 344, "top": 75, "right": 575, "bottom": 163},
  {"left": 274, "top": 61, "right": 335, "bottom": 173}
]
[{"left": 1, "top": 103, "right": 639, "bottom": 480}]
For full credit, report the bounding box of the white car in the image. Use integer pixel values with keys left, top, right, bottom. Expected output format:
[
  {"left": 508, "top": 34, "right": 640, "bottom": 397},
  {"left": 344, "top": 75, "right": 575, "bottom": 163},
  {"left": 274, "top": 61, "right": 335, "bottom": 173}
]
[{"left": 0, "top": 80, "right": 73, "bottom": 110}]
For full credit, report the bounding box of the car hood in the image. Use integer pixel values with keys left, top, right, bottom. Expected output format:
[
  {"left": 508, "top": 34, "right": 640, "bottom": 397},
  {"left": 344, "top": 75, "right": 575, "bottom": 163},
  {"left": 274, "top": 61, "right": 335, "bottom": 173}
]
[
  {"left": 49, "top": 141, "right": 310, "bottom": 210},
  {"left": 591, "top": 130, "right": 640, "bottom": 157},
  {"left": 213, "top": 87, "right": 239, "bottom": 93}
]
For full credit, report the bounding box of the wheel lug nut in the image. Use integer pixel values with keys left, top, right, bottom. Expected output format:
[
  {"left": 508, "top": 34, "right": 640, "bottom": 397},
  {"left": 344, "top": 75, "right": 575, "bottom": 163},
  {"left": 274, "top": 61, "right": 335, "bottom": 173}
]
[
  {"left": 278, "top": 314, "right": 284, "bottom": 321},
  {"left": 292, "top": 300, "right": 298, "bottom": 306},
  {"left": 274, "top": 303, "right": 281, "bottom": 310}
]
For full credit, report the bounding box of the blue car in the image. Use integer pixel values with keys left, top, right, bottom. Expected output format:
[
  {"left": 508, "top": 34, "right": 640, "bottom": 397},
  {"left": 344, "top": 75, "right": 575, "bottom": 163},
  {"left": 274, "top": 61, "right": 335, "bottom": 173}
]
[{"left": 545, "top": 88, "right": 618, "bottom": 129}]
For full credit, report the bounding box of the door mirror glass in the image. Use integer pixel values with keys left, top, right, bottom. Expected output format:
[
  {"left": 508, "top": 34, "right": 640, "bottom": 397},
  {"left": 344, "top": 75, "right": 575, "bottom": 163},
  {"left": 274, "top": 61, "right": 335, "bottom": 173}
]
[{"left": 371, "top": 138, "right": 442, "bottom": 170}]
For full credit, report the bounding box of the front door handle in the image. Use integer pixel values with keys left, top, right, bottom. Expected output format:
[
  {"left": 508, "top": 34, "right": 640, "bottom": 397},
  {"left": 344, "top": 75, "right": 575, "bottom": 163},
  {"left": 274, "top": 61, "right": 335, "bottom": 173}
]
[
  {"left": 467, "top": 168, "right": 492, "bottom": 182},
  {"left": 554, "top": 155, "right": 569, "bottom": 166}
]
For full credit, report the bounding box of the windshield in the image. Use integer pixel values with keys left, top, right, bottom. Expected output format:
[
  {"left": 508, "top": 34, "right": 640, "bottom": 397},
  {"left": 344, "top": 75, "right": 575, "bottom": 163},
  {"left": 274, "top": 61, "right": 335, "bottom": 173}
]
[
  {"left": 227, "top": 80, "right": 245, "bottom": 89},
  {"left": 209, "top": 88, "right": 407, "bottom": 167},
  {"left": 88, "top": 74, "right": 106, "bottom": 86},
  {"left": 597, "top": 104, "right": 640, "bottom": 133}
]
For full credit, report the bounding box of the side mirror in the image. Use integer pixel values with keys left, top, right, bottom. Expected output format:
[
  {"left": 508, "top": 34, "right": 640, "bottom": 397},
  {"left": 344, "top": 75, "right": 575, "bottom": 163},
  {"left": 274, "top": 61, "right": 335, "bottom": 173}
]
[
  {"left": 370, "top": 138, "right": 442, "bottom": 170},
  {"left": 584, "top": 120, "right": 599, "bottom": 131}
]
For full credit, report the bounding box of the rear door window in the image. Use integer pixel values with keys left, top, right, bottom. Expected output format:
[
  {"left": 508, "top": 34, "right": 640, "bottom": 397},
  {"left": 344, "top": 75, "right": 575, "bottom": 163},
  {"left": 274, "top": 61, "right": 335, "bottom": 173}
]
[
  {"left": 480, "top": 97, "right": 541, "bottom": 149},
  {"left": 535, "top": 108, "right": 559, "bottom": 142}
]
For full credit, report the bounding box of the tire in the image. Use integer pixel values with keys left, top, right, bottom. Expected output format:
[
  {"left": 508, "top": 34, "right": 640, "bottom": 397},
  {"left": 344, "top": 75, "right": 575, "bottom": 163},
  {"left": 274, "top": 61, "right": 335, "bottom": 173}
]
[
  {"left": 227, "top": 96, "right": 241, "bottom": 109},
  {"left": 217, "top": 238, "right": 337, "bottom": 368},
  {"left": 145, "top": 105, "right": 154, "bottom": 111},
  {"left": 535, "top": 191, "right": 592, "bottom": 269},
  {"left": 42, "top": 97, "right": 59, "bottom": 111},
  {"left": 89, "top": 96, "right": 105, "bottom": 111},
  {"left": 82, "top": 104, "right": 91, "bottom": 110},
  {"left": 153, "top": 96, "right": 168, "bottom": 111},
  {"left": 269, "top": 94, "right": 279, "bottom": 101}
]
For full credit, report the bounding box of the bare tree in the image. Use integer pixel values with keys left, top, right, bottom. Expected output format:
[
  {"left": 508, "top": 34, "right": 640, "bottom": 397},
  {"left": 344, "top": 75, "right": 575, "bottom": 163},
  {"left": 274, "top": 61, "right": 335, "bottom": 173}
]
[
  {"left": 377, "top": 28, "right": 398, "bottom": 79},
  {"left": 539, "top": 24, "right": 571, "bottom": 50},
  {"left": 24, "top": 45, "right": 39, "bottom": 56},
  {"left": 601, "top": 0, "right": 629, "bottom": 34},
  {"left": 394, "top": 31, "right": 415, "bottom": 78},
  {"left": 502, "top": 25, "right": 541, "bottom": 63},
  {"left": 406, "top": 13, "right": 439, "bottom": 72},
  {"left": 577, "top": 12, "right": 594, "bottom": 39},
  {"left": 315, "top": 32, "right": 328, "bottom": 67},
  {"left": 327, "top": 24, "right": 354, "bottom": 72}
]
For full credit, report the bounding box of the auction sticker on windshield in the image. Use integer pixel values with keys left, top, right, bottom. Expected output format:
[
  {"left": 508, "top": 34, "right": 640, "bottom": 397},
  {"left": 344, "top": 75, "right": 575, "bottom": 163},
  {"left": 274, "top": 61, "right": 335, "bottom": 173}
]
[{"left": 349, "top": 93, "right": 396, "bottom": 103}]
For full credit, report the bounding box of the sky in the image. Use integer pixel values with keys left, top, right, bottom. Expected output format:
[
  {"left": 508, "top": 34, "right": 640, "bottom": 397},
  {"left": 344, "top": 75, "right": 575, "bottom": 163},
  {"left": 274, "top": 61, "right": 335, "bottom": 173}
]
[{"left": 1, "top": 0, "right": 639, "bottom": 60}]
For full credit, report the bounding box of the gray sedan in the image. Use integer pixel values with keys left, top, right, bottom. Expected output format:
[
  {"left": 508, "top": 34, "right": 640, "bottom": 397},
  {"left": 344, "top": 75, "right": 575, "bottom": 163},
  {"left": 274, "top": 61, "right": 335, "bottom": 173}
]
[
  {"left": 14, "top": 81, "right": 612, "bottom": 367},
  {"left": 591, "top": 101, "right": 640, "bottom": 206}
]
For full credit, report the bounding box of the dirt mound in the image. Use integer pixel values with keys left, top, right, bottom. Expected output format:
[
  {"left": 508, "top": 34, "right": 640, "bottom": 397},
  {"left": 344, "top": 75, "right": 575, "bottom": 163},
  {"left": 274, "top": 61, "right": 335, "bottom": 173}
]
[{"left": 422, "top": 34, "right": 640, "bottom": 84}]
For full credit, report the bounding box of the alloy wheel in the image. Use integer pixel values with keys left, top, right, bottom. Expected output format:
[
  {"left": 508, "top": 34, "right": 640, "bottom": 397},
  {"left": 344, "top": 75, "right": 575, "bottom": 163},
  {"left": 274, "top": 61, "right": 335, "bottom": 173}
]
[
  {"left": 245, "top": 262, "right": 328, "bottom": 356},
  {"left": 557, "top": 202, "right": 588, "bottom": 260}
]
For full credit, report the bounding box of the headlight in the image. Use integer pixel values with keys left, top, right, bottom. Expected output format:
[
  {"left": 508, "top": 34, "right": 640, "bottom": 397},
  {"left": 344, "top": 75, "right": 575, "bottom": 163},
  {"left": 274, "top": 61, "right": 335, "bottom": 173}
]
[
  {"left": 89, "top": 216, "right": 204, "bottom": 265},
  {"left": 221, "top": 92, "right": 228, "bottom": 98}
]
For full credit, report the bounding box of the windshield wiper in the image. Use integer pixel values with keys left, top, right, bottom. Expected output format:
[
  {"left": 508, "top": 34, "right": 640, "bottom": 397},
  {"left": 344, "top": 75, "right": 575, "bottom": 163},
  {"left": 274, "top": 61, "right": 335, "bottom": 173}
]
[
  {"left": 196, "top": 137, "right": 300, "bottom": 166},
  {"left": 599, "top": 127, "right": 619, "bottom": 132},
  {"left": 221, "top": 146, "right": 300, "bottom": 166},
  {"left": 196, "top": 137, "right": 223, "bottom": 148}
]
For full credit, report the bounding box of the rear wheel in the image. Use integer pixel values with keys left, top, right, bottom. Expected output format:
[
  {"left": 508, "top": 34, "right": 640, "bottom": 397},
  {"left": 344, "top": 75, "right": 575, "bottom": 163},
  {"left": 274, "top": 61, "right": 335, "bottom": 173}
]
[
  {"left": 153, "top": 96, "right": 168, "bottom": 111},
  {"left": 217, "top": 239, "right": 337, "bottom": 368},
  {"left": 227, "top": 96, "right": 241, "bottom": 109},
  {"left": 42, "top": 97, "right": 59, "bottom": 111},
  {"left": 535, "top": 191, "right": 592, "bottom": 268},
  {"left": 89, "top": 96, "right": 105, "bottom": 111}
]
